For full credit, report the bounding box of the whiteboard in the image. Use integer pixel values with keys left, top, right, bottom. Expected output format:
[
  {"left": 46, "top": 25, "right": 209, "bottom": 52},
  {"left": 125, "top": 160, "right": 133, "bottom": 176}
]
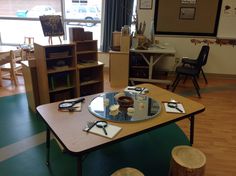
[{"left": 217, "top": 0, "right": 236, "bottom": 39}]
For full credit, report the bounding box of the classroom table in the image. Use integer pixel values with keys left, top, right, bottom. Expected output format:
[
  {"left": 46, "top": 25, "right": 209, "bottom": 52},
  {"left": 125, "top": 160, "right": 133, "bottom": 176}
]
[{"left": 37, "top": 83, "right": 205, "bottom": 176}]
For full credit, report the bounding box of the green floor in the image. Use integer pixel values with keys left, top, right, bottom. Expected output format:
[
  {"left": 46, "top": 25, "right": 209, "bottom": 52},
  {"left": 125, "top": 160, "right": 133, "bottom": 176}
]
[{"left": 0, "top": 93, "right": 190, "bottom": 176}]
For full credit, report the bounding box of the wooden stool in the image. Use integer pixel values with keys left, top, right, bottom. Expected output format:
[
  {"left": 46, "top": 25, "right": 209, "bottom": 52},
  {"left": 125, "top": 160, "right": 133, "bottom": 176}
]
[
  {"left": 169, "top": 145, "right": 206, "bottom": 176},
  {"left": 111, "top": 167, "right": 144, "bottom": 176}
]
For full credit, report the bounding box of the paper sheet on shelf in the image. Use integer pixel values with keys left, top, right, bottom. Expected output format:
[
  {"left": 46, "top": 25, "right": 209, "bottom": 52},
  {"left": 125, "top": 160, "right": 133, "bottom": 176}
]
[
  {"left": 84, "top": 124, "right": 122, "bottom": 139},
  {"left": 164, "top": 103, "right": 185, "bottom": 113}
]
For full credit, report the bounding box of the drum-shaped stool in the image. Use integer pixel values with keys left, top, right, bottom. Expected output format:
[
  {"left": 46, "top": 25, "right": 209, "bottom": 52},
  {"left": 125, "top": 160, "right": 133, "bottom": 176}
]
[
  {"left": 111, "top": 167, "right": 144, "bottom": 176},
  {"left": 169, "top": 145, "right": 206, "bottom": 176}
]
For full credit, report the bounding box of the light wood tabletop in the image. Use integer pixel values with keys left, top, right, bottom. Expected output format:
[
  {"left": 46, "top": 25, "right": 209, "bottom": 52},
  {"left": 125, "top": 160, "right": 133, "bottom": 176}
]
[{"left": 37, "top": 83, "right": 205, "bottom": 176}]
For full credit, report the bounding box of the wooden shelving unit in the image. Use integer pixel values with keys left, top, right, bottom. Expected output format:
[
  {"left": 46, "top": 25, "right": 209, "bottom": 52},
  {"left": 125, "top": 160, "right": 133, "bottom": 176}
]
[
  {"left": 34, "top": 42, "right": 78, "bottom": 104},
  {"left": 34, "top": 28, "right": 104, "bottom": 105},
  {"left": 70, "top": 27, "right": 104, "bottom": 96}
]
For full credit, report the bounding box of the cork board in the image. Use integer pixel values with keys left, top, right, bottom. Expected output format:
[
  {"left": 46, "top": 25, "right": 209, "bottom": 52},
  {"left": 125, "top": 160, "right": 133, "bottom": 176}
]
[{"left": 154, "top": 0, "right": 222, "bottom": 36}]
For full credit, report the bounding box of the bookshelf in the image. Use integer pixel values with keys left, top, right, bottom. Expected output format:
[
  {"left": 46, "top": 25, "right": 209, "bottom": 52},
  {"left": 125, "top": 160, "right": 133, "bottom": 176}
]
[
  {"left": 34, "top": 42, "right": 78, "bottom": 104},
  {"left": 70, "top": 27, "right": 104, "bottom": 96}
]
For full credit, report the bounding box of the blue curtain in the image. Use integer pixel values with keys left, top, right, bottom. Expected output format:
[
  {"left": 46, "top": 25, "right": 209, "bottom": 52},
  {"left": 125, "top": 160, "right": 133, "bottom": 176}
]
[{"left": 102, "top": 0, "right": 134, "bottom": 52}]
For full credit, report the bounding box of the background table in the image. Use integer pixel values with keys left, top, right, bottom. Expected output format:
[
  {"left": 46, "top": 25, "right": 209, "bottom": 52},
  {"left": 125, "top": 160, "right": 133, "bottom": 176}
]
[{"left": 129, "top": 45, "right": 176, "bottom": 86}]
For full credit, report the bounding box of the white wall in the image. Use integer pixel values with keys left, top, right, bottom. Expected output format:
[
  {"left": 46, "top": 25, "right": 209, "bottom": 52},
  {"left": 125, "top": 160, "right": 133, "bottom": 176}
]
[
  {"left": 98, "top": 52, "right": 109, "bottom": 67},
  {"left": 137, "top": 0, "right": 236, "bottom": 75}
]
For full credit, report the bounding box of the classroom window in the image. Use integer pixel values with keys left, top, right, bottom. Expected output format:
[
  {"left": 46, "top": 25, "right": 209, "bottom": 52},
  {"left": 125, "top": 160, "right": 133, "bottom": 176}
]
[{"left": 0, "top": 0, "right": 102, "bottom": 47}]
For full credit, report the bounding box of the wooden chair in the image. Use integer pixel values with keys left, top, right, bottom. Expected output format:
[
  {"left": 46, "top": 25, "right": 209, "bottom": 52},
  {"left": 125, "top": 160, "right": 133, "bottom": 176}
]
[
  {"left": 24, "top": 36, "right": 34, "bottom": 46},
  {"left": 1, "top": 49, "right": 23, "bottom": 86}
]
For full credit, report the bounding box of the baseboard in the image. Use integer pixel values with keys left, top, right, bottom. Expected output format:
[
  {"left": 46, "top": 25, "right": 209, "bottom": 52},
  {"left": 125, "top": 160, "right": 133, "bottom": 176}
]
[
  {"left": 205, "top": 73, "right": 236, "bottom": 79},
  {"left": 165, "top": 71, "right": 236, "bottom": 79},
  {"left": 103, "top": 68, "right": 236, "bottom": 79}
]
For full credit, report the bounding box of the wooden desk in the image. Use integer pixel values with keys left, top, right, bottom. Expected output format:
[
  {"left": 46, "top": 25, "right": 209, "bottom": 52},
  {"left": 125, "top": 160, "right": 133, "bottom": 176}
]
[
  {"left": 37, "top": 83, "right": 205, "bottom": 176},
  {"left": 130, "top": 45, "right": 176, "bottom": 86}
]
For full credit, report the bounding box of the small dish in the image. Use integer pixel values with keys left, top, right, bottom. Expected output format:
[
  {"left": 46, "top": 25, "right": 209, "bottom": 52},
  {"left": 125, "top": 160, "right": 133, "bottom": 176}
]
[{"left": 117, "top": 96, "right": 134, "bottom": 109}]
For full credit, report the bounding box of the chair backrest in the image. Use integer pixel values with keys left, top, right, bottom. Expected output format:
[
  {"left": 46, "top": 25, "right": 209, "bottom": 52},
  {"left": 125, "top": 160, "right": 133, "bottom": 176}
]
[
  {"left": 9, "top": 49, "right": 23, "bottom": 68},
  {"left": 192, "top": 45, "right": 209, "bottom": 74},
  {"left": 24, "top": 37, "right": 34, "bottom": 46},
  {"left": 197, "top": 45, "right": 210, "bottom": 67}
]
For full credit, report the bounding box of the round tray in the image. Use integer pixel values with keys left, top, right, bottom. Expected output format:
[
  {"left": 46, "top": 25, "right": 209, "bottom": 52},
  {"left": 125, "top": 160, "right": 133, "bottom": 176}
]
[{"left": 88, "top": 92, "right": 161, "bottom": 123}]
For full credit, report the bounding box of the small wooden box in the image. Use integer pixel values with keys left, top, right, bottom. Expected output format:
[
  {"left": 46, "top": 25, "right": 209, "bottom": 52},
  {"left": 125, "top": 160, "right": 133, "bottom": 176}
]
[
  {"left": 84, "top": 31, "right": 93, "bottom": 40},
  {"left": 69, "top": 27, "right": 85, "bottom": 41}
]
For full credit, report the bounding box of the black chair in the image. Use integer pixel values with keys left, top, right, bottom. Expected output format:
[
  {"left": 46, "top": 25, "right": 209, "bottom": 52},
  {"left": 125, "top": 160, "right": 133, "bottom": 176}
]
[
  {"left": 182, "top": 45, "right": 210, "bottom": 84},
  {"left": 172, "top": 46, "right": 210, "bottom": 98}
]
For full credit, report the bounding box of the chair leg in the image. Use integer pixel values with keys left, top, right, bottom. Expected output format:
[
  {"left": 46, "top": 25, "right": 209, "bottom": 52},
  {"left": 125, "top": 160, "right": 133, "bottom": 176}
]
[
  {"left": 10, "top": 69, "right": 18, "bottom": 86},
  {"left": 201, "top": 69, "right": 208, "bottom": 84},
  {"left": 183, "top": 75, "right": 188, "bottom": 84},
  {"left": 172, "top": 74, "right": 181, "bottom": 92},
  {"left": 172, "top": 74, "right": 178, "bottom": 88},
  {"left": 192, "top": 76, "right": 201, "bottom": 98},
  {"left": 193, "top": 77, "right": 200, "bottom": 90}
]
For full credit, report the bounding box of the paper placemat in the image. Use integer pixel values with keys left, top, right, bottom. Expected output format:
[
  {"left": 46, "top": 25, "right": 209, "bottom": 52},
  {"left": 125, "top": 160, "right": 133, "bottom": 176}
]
[
  {"left": 164, "top": 103, "right": 185, "bottom": 113},
  {"left": 84, "top": 124, "right": 122, "bottom": 139}
]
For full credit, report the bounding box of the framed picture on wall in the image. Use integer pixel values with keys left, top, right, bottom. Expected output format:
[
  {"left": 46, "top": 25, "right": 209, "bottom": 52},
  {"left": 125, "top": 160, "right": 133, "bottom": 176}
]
[
  {"left": 139, "top": 0, "right": 153, "bottom": 9},
  {"left": 179, "top": 7, "right": 196, "bottom": 20}
]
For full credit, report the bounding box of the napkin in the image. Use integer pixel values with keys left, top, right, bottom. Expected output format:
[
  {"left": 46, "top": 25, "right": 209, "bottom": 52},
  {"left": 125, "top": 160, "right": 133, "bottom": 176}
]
[{"left": 164, "top": 103, "right": 185, "bottom": 113}]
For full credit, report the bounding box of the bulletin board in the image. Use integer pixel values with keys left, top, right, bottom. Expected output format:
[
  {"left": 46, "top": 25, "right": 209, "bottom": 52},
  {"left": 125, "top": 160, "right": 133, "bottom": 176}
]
[
  {"left": 154, "top": 0, "right": 222, "bottom": 36},
  {"left": 217, "top": 0, "right": 236, "bottom": 39}
]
